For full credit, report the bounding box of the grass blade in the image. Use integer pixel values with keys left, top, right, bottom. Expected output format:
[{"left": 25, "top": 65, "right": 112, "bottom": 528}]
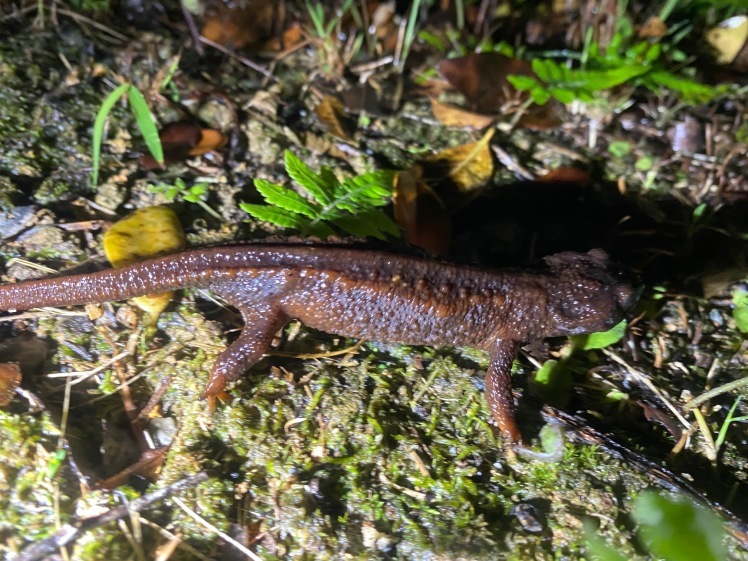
[
  {"left": 91, "top": 83, "right": 130, "bottom": 187},
  {"left": 128, "top": 86, "right": 163, "bottom": 168}
]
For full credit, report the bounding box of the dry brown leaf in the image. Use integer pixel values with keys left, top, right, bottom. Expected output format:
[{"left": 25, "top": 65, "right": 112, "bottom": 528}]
[
  {"left": 537, "top": 166, "right": 591, "bottom": 185},
  {"left": 315, "top": 96, "right": 356, "bottom": 141},
  {"left": 430, "top": 98, "right": 494, "bottom": 129},
  {"left": 0, "top": 362, "right": 21, "bottom": 407},
  {"left": 190, "top": 128, "right": 229, "bottom": 156},
  {"left": 437, "top": 53, "right": 533, "bottom": 114},
  {"left": 425, "top": 128, "right": 495, "bottom": 206},
  {"left": 201, "top": 0, "right": 279, "bottom": 50},
  {"left": 393, "top": 169, "right": 451, "bottom": 255},
  {"left": 638, "top": 17, "right": 667, "bottom": 39},
  {"left": 261, "top": 21, "right": 304, "bottom": 53},
  {"left": 140, "top": 121, "right": 227, "bottom": 169},
  {"left": 437, "top": 52, "right": 562, "bottom": 130}
]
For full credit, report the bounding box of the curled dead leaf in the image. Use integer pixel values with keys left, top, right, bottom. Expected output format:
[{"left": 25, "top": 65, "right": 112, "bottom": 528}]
[
  {"left": 315, "top": 96, "right": 356, "bottom": 141},
  {"left": 437, "top": 52, "right": 562, "bottom": 130},
  {"left": 393, "top": 169, "right": 451, "bottom": 255},
  {"left": 537, "top": 167, "right": 591, "bottom": 185},
  {"left": 201, "top": 0, "right": 280, "bottom": 50},
  {"left": 0, "top": 362, "right": 21, "bottom": 407},
  {"left": 422, "top": 128, "right": 495, "bottom": 208},
  {"left": 140, "top": 121, "right": 227, "bottom": 169}
]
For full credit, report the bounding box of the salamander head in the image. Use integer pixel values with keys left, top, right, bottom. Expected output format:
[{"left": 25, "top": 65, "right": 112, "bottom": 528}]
[{"left": 543, "top": 250, "right": 640, "bottom": 337}]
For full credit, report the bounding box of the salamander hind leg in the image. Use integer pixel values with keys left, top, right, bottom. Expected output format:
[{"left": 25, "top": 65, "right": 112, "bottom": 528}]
[
  {"left": 485, "top": 339, "right": 523, "bottom": 445},
  {"left": 201, "top": 279, "right": 290, "bottom": 401}
]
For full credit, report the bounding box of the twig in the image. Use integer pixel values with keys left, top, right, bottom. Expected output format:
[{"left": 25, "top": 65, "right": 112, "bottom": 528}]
[
  {"left": 199, "top": 36, "right": 275, "bottom": 80},
  {"left": 172, "top": 497, "right": 264, "bottom": 561},
  {"left": 17, "top": 472, "right": 210, "bottom": 561}
]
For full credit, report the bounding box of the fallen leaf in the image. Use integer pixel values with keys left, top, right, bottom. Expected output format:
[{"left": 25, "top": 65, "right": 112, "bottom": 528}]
[
  {"left": 201, "top": 0, "right": 279, "bottom": 50},
  {"left": 315, "top": 95, "right": 356, "bottom": 141},
  {"left": 638, "top": 17, "right": 667, "bottom": 39},
  {"left": 422, "top": 128, "right": 495, "bottom": 208},
  {"left": 437, "top": 52, "right": 562, "bottom": 130},
  {"left": 0, "top": 362, "right": 21, "bottom": 407},
  {"left": 393, "top": 169, "right": 451, "bottom": 255},
  {"left": 430, "top": 98, "right": 494, "bottom": 129},
  {"left": 537, "top": 167, "right": 591, "bottom": 185},
  {"left": 103, "top": 207, "right": 186, "bottom": 316},
  {"left": 261, "top": 21, "right": 304, "bottom": 53},
  {"left": 140, "top": 121, "right": 227, "bottom": 169},
  {"left": 190, "top": 128, "right": 228, "bottom": 155},
  {"left": 438, "top": 53, "right": 534, "bottom": 114},
  {"left": 706, "top": 16, "right": 748, "bottom": 65}
]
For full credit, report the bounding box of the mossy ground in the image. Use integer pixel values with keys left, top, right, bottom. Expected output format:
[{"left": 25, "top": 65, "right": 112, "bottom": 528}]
[{"left": 1, "top": 2, "right": 747, "bottom": 559}]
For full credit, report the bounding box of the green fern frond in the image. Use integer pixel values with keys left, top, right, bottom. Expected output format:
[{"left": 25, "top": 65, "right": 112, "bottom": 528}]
[{"left": 242, "top": 151, "right": 399, "bottom": 239}]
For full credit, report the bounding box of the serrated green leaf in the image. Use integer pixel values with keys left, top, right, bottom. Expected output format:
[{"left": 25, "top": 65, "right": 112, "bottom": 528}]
[
  {"left": 531, "top": 59, "right": 553, "bottom": 82},
  {"left": 91, "top": 83, "right": 130, "bottom": 187},
  {"left": 734, "top": 307, "right": 748, "bottom": 334},
  {"left": 580, "top": 65, "right": 649, "bottom": 90},
  {"left": 530, "top": 88, "right": 552, "bottom": 105},
  {"left": 330, "top": 215, "right": 383, "bottom": 238},
  {"left": 331, "top": 209, "right": 400, "bottom": 239},
  {"left": 332, "top": 175, "right": 392, "bottom": 213},
  {"left": 550, "top": 87, "right": 576, "bottom": 104},
  {"left": 571, "top": 320, "right": 627, "bottom": 350},
  {"left": 304, "top": 221, "right": 338, "bottom": 238},
  {"left": 284, "top": 150, "right": 335, "bottom": 204},
  {"left": 507, "top": 74, "right": 539, "bottom": 91},
  {"left": 254, "top": 178, "right": 319, "bottom": 217},
  {"left": 360, "top": 208, "right": 400, "bottom": 237},
  {"left": 340, "top": 172, "right": 393, "bottom": 202},
  {"left": 128, "top": 86, "right": 163, "bottom": 167},
  {"left": 240, "top": 203, "right": 308, "bottom": 230},
  {"left": 643, "top": 70, "right": 715, "bottom": 102}
]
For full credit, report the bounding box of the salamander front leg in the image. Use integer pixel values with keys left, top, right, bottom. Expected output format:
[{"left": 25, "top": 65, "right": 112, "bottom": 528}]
[
  {"left": 485, "top": 339, "right": 523, "bottom": 445},
  {"left": 201, "top": 302, "right": 288, "bottom": 402}
]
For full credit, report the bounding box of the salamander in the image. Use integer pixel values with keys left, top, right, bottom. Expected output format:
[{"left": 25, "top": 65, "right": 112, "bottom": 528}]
[{"left": 0, "top": 241, "right": 639, "bottom": 444}]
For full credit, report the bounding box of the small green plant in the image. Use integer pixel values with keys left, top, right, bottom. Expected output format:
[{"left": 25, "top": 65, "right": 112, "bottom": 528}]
[
  {"left": 732, "top": 289, "right": 748, "bottom": 333},
  {"left": 240, "top": 150, "right": 398, "bottom": 239},
  {"left": 586, "top": 491, "right": 726, "bottom": 561},
  {"left": 508, "top": 17, "right": 716, "bottom": 106},
  {"left": 92, "top": 83, "right": 163, "bottom": 187},
  {"left": 715, "top": 395, "right": 748, "bottom": 453},
  {"left": 397, "top": 0, "right": 423, "bottom": 71},
  {"left": 148, "top": 179, "right": 222, "bottom": 220},
  {"left": 305, "top": 0, "right": 364, "bottom": 75},
  {"left": 532, "top": 320, "right": 628, "bottom": 405}
]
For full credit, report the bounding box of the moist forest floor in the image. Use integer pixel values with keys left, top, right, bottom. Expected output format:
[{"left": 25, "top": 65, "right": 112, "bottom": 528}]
[{"left": 0, "top": 1, "right": 747, "bottom": 560}]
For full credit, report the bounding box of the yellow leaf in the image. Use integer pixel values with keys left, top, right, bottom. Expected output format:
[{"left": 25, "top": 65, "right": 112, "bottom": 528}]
[
  {"left": 427, "top": 128, "right": 495, "bottom": 199},
  {"left": 706, "top": 16, "right": 748, "bottom": 64},
  {"left": 103, "top": 206, "right": 186, "bottom": 316},
  {"left": 430, "top": 98, "right": 494, "bottom": 130},
  {"left": 315, "top": 95, "right": 355, "bottom": 141}
]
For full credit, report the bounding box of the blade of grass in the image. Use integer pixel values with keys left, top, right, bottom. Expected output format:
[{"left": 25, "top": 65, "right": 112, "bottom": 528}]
[
  {"left": 91, "top": 83, "right": 130, "bottom": 187},
  {"left": 128, "top": 86, "right": 163, "bottom": 168}
]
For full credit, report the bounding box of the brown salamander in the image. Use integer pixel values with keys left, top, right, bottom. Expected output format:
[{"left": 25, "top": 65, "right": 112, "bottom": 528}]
[{"left": 0, "top": 242, "right": 638, "bottom": 444}]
